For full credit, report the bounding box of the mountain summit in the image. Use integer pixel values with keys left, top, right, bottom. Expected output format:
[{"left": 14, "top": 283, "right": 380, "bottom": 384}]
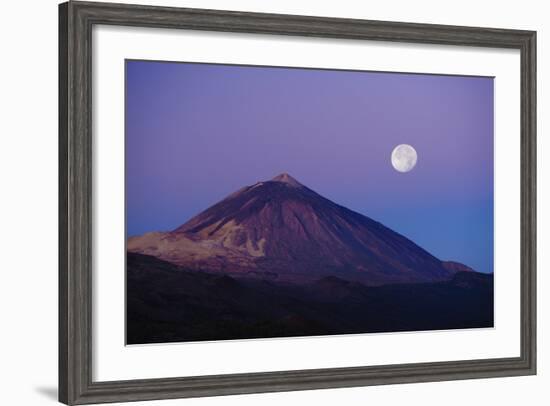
[
  {"left": 127, "top": 173, "right": 466, "bottom": 285},
  {"left": 271, "top": 172, "right": 304, "bottom": 188}
]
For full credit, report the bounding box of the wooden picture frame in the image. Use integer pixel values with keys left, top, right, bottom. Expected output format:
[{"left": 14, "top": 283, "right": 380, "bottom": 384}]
[{"left": 59, "top": 1, "right": 536, "bottom": 404}]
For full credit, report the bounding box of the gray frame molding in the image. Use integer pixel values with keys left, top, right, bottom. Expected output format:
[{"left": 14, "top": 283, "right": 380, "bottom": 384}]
[{"left": 59, "top": 1, "right": 536, "bottom": 404}]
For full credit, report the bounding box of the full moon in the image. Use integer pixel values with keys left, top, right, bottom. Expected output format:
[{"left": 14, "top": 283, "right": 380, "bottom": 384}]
[{"left": 391, "top": 144, "right": 417, "bottom": 173}]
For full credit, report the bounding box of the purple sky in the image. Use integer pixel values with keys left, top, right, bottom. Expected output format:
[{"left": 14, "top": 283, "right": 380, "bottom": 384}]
[{"left": 126, "top": 60, "right": 494, "bottom": 274}]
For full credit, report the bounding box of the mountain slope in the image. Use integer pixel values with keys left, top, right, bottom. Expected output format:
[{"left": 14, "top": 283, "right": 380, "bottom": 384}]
[
  {"left": 127, "top": 253, "right": 494, "bottom": 344},
  {"left": 128, "top": 173, "right": 463, "bottom": 285}
]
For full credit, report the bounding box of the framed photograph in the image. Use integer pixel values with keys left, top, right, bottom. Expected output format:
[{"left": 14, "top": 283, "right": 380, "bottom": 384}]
[{"left": 59, "top": 1, "right": 536, "bottom": 404}]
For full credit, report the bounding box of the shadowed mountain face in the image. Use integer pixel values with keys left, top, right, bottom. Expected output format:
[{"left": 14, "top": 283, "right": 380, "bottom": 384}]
[
  {"left": 127, "top": 253, "right": 493, "bottom": 344},
  {"left": 128, "top": 173, "right": 467, "bottom": 285}
]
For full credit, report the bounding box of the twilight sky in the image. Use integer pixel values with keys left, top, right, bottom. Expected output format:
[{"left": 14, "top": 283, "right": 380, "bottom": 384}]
[{"left": 126, "top": 60, "right": 494, "bottom": 274}]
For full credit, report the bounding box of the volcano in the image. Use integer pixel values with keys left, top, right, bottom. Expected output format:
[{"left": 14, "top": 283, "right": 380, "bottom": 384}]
[{"left": 127, "top": 173, "right": 472, "bottom": 286}]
